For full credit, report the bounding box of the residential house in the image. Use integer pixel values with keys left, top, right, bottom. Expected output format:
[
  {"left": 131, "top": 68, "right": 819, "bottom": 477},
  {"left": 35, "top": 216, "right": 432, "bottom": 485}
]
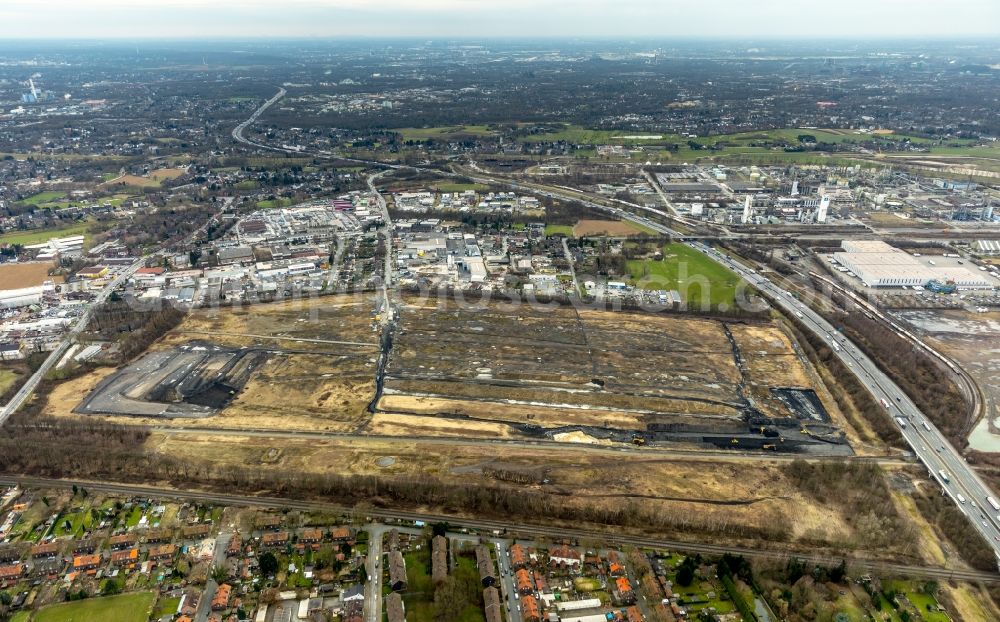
[
  {"left": 30, "top": 542, "right": 59, "bottom": 559},
  {"left": 73, "top": 539, "right": 96, "bottom": 554},
  {"left": 0, "top": 546, "right": 19, "bottom": 564},
  {"left": 386, "top": 591, "right": 406, "bottom": 622},
  {"left": 301, "top": 529, "right": 324, "bottom": 549},
  {"left": 548, "top": 545, "right": 581, "bottom": 569},
  {"left": 212, "top": 584, "right": 232, "bottom": 611},
  {"left": 111, "top": 548, "right": 139, "bottom": 567},
  {"left": 255, "top": 516, "right": 282, "bottom": 531},
  {"left": 510, "top": 544, "right": 528, "bottom": 569},
  {"left": 476, "top": 545, "right": 496, "bottom": 587},
  {"left": 0, "top": 563, "right": 25, "bottom": 584},
  {"left": 483, "top": 587, "right": 502, "bottom": 622},
  {"left": 521, "top": 595, "right": 541, "bottom": 622},
  {"left": 431, "top": 536, "right": 448, "bottom": 584},
  {"left": 180, "top": 590, "right": 201, "bottom": 616},
  {"left": 515, "top": 569, "right": 533, "bottom": 595},
  {"left": 72, "top": 554, "right": 101, "bottom": 572},
  {"left": 261, "top": 531, "right": 289, "bottom": 549},
  {"left": 613, "top": 578, "right": 635, "bottom": 605},
  {"left": 149, "top": 544, "right": 177, "bottom": 561},
  {"left": 388, "top": 550, "right": 407, "bottom": 592},
  {"left": 182, "top": 524, "right": 212, "bottom": 539},
  {"left": 108, "top": 533, "right": 137, "bottom": 550},
  {"left": 144, "top": 529, "right": 172, "bottom": 544},
  {"left": 330, "top": 526, "right": 353, "bottom": 543},
  {"left": 226, "top": 534, "right": 242, "bottom": 557}
]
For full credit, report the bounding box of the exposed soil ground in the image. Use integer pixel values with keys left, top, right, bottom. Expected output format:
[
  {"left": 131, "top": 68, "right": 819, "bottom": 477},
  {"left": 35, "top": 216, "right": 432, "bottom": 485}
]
[
  {"left": 0, "top": 262, "right": 62, "bottom": 289},
  {"left": 573, "top": 219, "right": 644, "bottom": 237}
]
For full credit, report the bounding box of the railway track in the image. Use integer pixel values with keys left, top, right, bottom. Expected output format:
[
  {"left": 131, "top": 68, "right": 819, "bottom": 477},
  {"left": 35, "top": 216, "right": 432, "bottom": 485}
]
[{"left": 0, "top": 475, "right": 994, "bottom": 584}]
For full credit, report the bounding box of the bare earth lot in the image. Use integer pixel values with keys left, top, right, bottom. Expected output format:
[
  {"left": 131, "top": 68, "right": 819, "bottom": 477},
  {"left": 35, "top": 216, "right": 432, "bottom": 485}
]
[
  {"left": 0, "top": 262, "right": 61, "bottom": 289},
  {"left": 380, "top": 297, "right": 845, "bottom": 449},
  {"left": 45, "top": 295, "right": 380, "bottom": 432},
  {"left": 574, "top": 219, "right": 644, "bottom": 237}
]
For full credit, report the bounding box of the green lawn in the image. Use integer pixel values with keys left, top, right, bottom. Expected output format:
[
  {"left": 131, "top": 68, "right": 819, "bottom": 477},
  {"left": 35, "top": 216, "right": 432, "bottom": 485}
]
[
  {"left": 0, "top": 368, "right": 20, "bottom": 395},
  {"left": 397, "top": 126, "right": 495, "bottom": 141},
  {"left": 256, "top": 198, "right": 295, "bottom": 209},
  {"left": 124, "top": 505, "right": 143, "bottom": 528},
  {"left": 544, "top": 224, "right": 575, "bottom": 237},
  {"left": 33, "top": 592, "right": 156, "bottom": 622},
  {"left": 11, "top": 612, "right": 30, "bottom": 622},
  {"left": 17, "top": 191, "right": 67, "bottom": 206},
  {"left": 627, "top": 243, "right": 741, "bottom": 307},
  {"left": 0, "top": 221, "right": 93, "bottom": 246}
]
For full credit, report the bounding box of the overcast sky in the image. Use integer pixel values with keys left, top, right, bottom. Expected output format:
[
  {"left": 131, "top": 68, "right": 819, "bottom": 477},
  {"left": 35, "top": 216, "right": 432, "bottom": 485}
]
[{"left": 1, "top": 0, "right": 999, "bottom": 40}]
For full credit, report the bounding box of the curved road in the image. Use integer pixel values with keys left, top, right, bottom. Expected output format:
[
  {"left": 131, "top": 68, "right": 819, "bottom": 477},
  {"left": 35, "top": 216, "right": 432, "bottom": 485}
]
[{"left": 228, "top": 91, "right": 1000, "bottom": 568}]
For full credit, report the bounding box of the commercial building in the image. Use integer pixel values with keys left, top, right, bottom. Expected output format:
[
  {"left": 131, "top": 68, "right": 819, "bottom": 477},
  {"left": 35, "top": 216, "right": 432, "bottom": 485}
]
[{"left": 833, "top": 241, "right": 992, "bottom": 289}]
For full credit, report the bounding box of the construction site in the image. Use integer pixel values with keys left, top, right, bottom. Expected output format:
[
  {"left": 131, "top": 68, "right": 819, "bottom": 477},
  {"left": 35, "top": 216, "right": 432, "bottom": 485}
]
[{"left": 376, "top": 296, "right": 850, "bottom": 454}]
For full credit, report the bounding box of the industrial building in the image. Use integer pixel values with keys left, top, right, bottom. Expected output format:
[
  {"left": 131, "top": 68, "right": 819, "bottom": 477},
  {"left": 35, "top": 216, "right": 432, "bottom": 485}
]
[
  {"left": 974, "top": 240, "right": 1000, "bottom": 255},
  {"left": 833, "top": 241, "right": 993, "bottom": 289}
]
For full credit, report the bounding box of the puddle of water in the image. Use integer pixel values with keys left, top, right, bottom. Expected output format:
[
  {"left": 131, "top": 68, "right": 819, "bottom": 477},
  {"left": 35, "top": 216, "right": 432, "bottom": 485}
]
[{"left": 969, "top": 417, "right": 1000, "bottom": 452}]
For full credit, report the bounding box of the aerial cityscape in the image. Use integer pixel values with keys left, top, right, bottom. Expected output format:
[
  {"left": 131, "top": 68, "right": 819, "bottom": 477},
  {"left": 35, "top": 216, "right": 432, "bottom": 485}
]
[{"left": 1, "top": 2, "right": 1000, "bottom": 622}]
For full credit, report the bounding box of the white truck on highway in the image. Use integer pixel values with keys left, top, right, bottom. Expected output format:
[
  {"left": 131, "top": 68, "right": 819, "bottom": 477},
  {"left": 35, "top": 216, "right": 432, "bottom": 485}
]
[
  {"left": 895, "top": 417, "right": 907, "bottom": 428},
  {"left": 939, "top": 470, "right": 950, "bottom": 483},
  {"left": 988, "top": 496, "right": 1000, "bottom": 512},
  {"left": 958, "top": 494, "right": 967, "bottom": 504}
]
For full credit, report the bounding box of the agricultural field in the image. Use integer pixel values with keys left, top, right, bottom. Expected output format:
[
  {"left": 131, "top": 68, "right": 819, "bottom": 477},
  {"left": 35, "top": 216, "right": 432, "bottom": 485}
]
[
  {"left": 573, "top": 219, "right": 645, "bottom": 237},
  {"left": 148, "top": 167, "right": 187, "bottom": 181},
  {"left": 396, "top": 125, "right": 495, "bottom": 141},
  {"left": 100, "top": 174, "right": 161, "bottom": 189},
  {"left": 30, "top": 591, "right": 156, "bottom": 622},
  {"left": 627, "top": 243, "right": 742, "bottom": 307},
  {"left": 46, "top": 295, "right": 380, "bottom": 432},
  {"left": 0, "top": 262, "right": 61, "bottom": 289}
]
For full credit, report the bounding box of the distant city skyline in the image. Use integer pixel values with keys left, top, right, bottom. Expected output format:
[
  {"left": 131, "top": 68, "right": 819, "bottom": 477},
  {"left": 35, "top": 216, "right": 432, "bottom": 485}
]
[{"left": 2, "top": 0, "right": 1000, "bottom": 40}]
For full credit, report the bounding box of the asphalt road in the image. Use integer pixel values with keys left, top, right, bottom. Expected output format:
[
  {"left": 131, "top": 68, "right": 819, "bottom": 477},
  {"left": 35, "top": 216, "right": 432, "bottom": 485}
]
[
  {"left": 0, "top": 256, "right": 148, "bottom": 423},
  {"left": 224, "top": 104, "right": 1000, "bottom": 568},
  {"left": 692, "top": 241, "right": 1000, "bottom": 566},
  {"left": 364, "top": 523, "right": 385, "bottom": 622}
]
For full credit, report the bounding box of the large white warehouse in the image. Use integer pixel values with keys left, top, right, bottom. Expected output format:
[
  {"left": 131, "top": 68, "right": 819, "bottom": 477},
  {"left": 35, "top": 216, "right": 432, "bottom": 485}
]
[{"left": 833, "top": 241, "right": 992, "bottom": 289}]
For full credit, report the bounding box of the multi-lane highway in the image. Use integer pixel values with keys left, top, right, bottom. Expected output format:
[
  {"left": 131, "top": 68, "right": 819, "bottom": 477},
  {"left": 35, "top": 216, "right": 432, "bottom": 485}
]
[
  {"left": 224, "top": 93, "right": 1000, "bottom": 567},
  {"left": 692, "top": 241, "right": 1000, "bottom": 564}
]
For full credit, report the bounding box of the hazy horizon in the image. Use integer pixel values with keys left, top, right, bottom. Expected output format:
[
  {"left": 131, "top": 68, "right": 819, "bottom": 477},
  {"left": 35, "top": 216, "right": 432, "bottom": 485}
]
[{"left": 2, "top": 0, "right": 999, "bottom": 40}]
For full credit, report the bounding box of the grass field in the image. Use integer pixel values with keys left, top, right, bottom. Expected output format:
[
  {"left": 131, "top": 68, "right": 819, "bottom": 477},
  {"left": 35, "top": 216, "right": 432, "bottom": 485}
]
[
  {"left": 0, "top": 369, "right": 20, "bottom": 395},
  {"left": 101, "top": 174, "right": 160, "bottom": 189},
  {"left": 151, "top": 596, "right": 181, "bottom": 618},
  {"left": 0, "top": 221, "right": 92, "bottom": 246},
  {"left": 627, "top": 243, "right": 741, "bottom": 307},
  {"left": 397, "top": 125, "right": 495, "bottom": 141},
  {"left": 544, "top": 224, "right": 575, "bottom": 237},
  {"left": 32, "top": 592, "right": 156, "bottom": 622},
  {"left": 17, "top": 191, "right": 67, "bottom": 206},
  {"left": 256, "top": 198, "right": 295, "bottom": 209}
]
